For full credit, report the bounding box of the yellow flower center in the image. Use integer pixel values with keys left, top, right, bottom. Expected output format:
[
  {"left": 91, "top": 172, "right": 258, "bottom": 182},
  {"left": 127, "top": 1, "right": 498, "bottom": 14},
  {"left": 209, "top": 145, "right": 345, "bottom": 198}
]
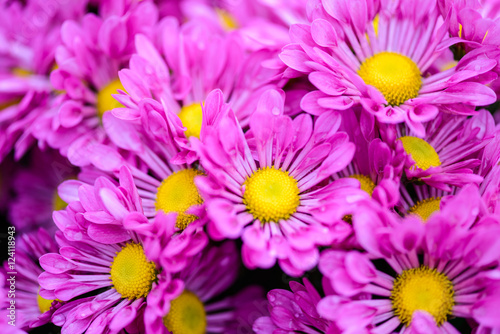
[
  {"left": 110, "top": 243, "right": 156, "bottom": 300},
  {"left": 408, "top": 197, "right": 441, "bottom": 221},
  {"left": 358, "top": 52, "right": 422, "bottom": 106},
  {"left": 391, "top": 266, "right": 454, "bottom": 326},
  {"left": 96, "top": 79, "right": 126, "bottom": 119},
  {"left": 163, "top": 290, "right": 207, "bottom": 334},
  {"left": 53, "top": 191, "right": 68, "bottom": 211},
  {"left": 13, "top": 67, "right": 32, "bottom": 77},
  {"left": 349, "top": 174, "right": 375, "bottom": 196},
  {"left": 216, "top": 8, "right": 238, "bottom": 30},
  {"left": 37, "top": 290, "right": 54, "bottom": 314},
  {"left": 243, "top": 167, "right": 300, "bottom": 223},
  {"left": 178, "top": 103, "right": 203, "bottom": 139},
  {"left": 155, "top": 169, "right": 204, "bottom": 230},
  {"left": 399, "top": 136, "right": 441, "bottom": 171}
]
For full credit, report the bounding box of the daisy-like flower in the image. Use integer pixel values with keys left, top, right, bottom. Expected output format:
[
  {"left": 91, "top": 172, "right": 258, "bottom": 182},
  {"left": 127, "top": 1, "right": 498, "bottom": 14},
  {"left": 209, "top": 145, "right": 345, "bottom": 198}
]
[
  {"left": 253, "top": 278, "right": 332, "bottom": 333},
  {"left": 281, "top": 0, "right": 498, "bottom": 136},
  {"left": 33, "top": 0, "right": 159, "bottom": 166},
  {"left": 193, "top": 89, "right": 368, "bottom": 276},
  {"left": 144, "top": 241, "right": 266, "bottom": 334},
  {"left": 0, "top": 0, "right": 86, "bottom": 161},
  {"left": 8, "top": 148, "right": 75, "bottom": 234},
  {"left": 61, "top": 109, "right": 209, "bottom": 231},
  {"left": 384, "top": 109, "right": 495, "bottom": 191},
  {"left": 112, "top": 18, "right": 281, "bottom": 161},
  {"left": 397, "top": 120, "right": 500, "bottom": 221},
  {"left": 1, "top": 228, "right": 60, "bottom": 331},
  {"left": 40, "top": 171, "right": 206, "bottom": 333},
  {"left": 317, "top": 199, "right": 500, "bottom": 333},
  {"left": 438, "top": 0, "right": 500, "bottom": 47}
]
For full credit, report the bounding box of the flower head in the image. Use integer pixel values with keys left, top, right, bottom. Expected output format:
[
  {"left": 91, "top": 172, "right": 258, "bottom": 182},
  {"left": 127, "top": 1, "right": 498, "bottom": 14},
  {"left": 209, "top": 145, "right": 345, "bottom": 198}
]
[
  {"left": 194, "top": 88, "right": 367, "bottom": 275},
  {"left": 282, "top": 0, "right": 498, "bottom": 136},
  {"left": 318, "top": 198, "right": 500, "bottom": 333}
]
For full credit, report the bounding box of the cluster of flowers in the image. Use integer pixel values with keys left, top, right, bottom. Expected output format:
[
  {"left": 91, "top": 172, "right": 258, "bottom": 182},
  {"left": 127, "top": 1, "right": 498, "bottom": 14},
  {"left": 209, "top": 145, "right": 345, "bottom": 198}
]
[{"left": 2, "top": 0, "right": 500, "bottom": 333}]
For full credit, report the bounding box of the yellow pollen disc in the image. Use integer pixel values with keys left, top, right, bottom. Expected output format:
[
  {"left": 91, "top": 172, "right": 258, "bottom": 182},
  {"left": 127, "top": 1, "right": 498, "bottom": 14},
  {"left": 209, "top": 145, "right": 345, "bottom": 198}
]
[
  {"left": 155, "top": 169, "right": 204, "bottom": 230},
  {"left": 349, "top": 174, "right": 376, "bottom": 196},
  {"left": 216, "top": 8, "right": 238, "bottom": 30},
  {"left": 399, "top": 136, "right": 441, "bottom": 171},
  {"left": 358, "top": 52, "right": 422, "bottom": 106},
  {"left": 163, "top": 290, "right": 207, "bottom": 334},
  {"left": 110, "top": 243, "right": 156, "bottom": 300},
  {"left": 391, "top": 266, "right": 454, "bottom": 326},
  {"left": 13, "top": 67, "right": 32, "bottom": 77},
  {"left": 96, "top": 78, "right": 126, "bottom": 119},
  {"left": 243, "top": 167, "right": 300, "bottom": 223},
  {"left": 408, "top": 197, "right": 441, "bottom": 222},
  {"left": 53, "top": 191, "right": 68, "bottom": 211},
  {"left": 178, "top": 102, "right": 203, "bottom": 139},
  {"left": 37, "top": 290, "right": 54, "bottom": 313}
]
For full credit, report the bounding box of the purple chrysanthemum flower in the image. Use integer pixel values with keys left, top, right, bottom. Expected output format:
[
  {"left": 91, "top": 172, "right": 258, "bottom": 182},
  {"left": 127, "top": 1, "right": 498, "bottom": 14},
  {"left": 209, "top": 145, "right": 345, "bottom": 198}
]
[
  {"left": 317, "top": 199, "right": 500, "bottom": 333},
  {"left": 40, "top": 173, "right": 207, "bottom": 333},
  {"left": 0, "top": 0, "right": 86, "bottom": 161},
  {"left": 8, "top": 148, "right": 76, "bottom": 234},
  {"left": 382, "top": 109, "right": 495, "bottom": 191},
  {"left": 253, "top": 278, "right": 332, "bottom": 333},
  {"left": 193, "top": 89, "right": 367, "bottom": 276},
  {"left": 60, "top": 114, "right": 209, "bottom": 231},
  {"left": 281, "top": 0, "right": 498, "bottom": 136},
  {"left": 111, "top": 19, "right": 281, "bottom": 161},
  {"left": 32, "top": 0, "right": 159, "bottom": 166},
  {"left": 438, "top": 0, "right": 500, "bottom": 47},
  {"left": 397, "top": 124, "right": 500, "bottom": 221},
  {"left": 1, "top": 229, "right": 60, "bottom": 331},
  {"left": 144, "top": 241, "right": 266, "bottom": 334}
]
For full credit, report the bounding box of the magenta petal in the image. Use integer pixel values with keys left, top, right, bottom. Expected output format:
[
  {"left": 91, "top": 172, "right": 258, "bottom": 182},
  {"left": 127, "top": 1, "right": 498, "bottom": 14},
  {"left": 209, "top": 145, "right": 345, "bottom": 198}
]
[
  {"left": 311, "top": 19, "right": 338, "bottom": 47},
  {"left": 88, "top": 223, "right": 131, "bottom": 244},
  {"left": 40, "top": 253, "right": 77, "bottom": 274},
  {"left": 59, "top": 100, "right": 84, "bottom": 128},
  {"left": 472, "top": 296, "right": 500, "bottom": 327},
  {"left": 407, "top": 311, "right": 440, "bottom": 334},
  {"left": 344, "top": 252, "right": 376, "bottom": 284},
  {"left": 98, "top": 16, "right": 127, "bottom": 57},
  {"left": 103, "top": 112, "right": 143, "bottom": 151},
  {"left": 109, "top": 305, "right": 137, "bottom": 332}
]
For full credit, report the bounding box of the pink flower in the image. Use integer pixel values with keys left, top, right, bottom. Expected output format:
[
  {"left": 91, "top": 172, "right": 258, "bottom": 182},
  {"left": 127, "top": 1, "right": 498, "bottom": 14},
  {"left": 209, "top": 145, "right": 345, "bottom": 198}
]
[
  {"left": 0, "top": 229, "right": 60, "bottom": 331},
  {"left": 194, "top": 88, "right": 367, "bottom": 275},
  {"left": 281, "top": 0, "right": 498, "bottom": 136},
  {"left": 383, "top": 110, "right": 495, "bottom": 191},
  {"left": 0, "top": 0, "right": 87, "bottom": 161},
  {"left": 144, "top": 242, "right": 266, "bottom": 334},
  {"left": 112, "top": 19, "right": 282, "bottom": 162},
  {"left": 318, "top": 199, "right": 500, "bottom": 333},
  {"left": 33, "top": 0, "right": 159, "bottom": 166}
]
